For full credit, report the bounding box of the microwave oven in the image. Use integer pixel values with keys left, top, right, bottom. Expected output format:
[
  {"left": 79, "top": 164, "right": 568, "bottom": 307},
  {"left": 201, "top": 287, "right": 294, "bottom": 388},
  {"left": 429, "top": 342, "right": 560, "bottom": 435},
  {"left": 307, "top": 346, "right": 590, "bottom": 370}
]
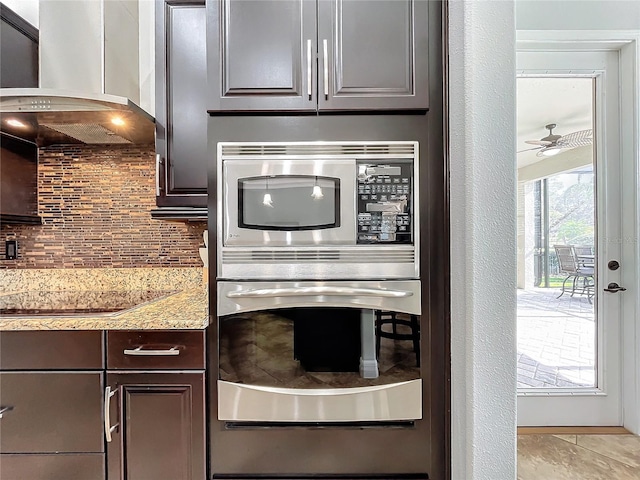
[{"left": 216, "top": 141, "right": 420, "bottom": 280}]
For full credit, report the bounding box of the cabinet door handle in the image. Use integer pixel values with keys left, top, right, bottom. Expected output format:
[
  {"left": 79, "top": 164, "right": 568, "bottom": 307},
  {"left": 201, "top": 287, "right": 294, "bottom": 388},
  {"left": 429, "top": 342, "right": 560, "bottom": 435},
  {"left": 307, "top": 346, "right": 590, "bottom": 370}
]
[
  {"left": 104, "top": 386, "right": 119, "bottom": 442},
  {"left": 123, "top": 346, "right": 180, "bottom": 356},
  {"left": 323, "top": 39, "right": 329, "bottom": 98},
  {"left": 306, "top": 39, "right": 312, "bottom": 99},
  {"left": 155, "top": 154, "right": 163, "bottom": 197},
  {"left": 0, "top": 405, "right": 14, "bottom": 419}
]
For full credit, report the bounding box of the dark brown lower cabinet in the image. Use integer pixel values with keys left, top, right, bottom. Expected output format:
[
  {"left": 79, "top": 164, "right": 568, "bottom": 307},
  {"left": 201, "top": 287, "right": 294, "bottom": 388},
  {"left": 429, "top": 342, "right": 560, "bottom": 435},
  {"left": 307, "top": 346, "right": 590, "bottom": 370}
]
[
  {"left": 0, "top": 371, "right": 105, "bottom": 480},
  {"left": 106, "top": 372, "right": 206, "bottom": 480},
  {"left": 0, "top": 454, "right": 104, "bottom": 480}
]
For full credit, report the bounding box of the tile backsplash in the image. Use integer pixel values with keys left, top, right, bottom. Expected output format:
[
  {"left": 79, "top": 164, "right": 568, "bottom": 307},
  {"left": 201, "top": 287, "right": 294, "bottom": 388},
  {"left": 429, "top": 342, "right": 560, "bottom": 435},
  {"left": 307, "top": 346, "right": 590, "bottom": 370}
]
[{"left": 0, "top": 145, "right": 206, "bottom": 268}]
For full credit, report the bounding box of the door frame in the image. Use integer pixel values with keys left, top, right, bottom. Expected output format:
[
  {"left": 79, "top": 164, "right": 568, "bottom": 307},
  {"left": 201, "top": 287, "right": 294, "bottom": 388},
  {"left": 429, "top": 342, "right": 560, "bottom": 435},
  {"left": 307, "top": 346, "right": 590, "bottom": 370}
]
[{"left": 516, "top": 30, "right": 640, "bottom": 433}]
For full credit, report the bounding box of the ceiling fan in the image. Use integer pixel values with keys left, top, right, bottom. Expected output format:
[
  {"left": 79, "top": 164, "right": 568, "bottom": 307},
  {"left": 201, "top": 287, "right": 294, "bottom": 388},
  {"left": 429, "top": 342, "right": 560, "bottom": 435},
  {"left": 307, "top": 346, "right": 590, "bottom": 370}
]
[{"left": 518, "top": 123, "right": 593, "bottom": 157}]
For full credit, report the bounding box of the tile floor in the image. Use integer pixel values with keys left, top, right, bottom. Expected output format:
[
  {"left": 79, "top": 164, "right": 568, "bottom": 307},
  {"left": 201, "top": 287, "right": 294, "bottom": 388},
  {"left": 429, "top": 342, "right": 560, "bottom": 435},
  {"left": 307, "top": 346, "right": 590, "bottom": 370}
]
[
  {"left": 517, "top": 287, "right": 595, "bottom": 388},
  {"left": 518, "top": 434, "right": 640, "bottom": 479}
]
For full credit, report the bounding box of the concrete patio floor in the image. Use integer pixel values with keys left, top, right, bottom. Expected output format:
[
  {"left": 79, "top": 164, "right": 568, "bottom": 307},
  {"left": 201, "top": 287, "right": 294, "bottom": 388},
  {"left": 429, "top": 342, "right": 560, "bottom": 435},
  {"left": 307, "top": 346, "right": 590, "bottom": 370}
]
[{"left": 517, "top": 286, "right": 596, "bottom": 389}]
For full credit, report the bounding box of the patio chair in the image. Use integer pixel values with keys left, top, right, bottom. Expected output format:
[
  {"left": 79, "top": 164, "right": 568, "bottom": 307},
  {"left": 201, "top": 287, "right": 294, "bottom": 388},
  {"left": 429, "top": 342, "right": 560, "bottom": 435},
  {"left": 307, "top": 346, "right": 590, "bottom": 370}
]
[
  {"left": 554, "top": 245, "right": 595, "bottom": 303},
  {"left": 375, "top": 310, "right": 420, "bottom": 367},
  {"left": 574, "top": 245, "right": 595, "bottom": 267}
]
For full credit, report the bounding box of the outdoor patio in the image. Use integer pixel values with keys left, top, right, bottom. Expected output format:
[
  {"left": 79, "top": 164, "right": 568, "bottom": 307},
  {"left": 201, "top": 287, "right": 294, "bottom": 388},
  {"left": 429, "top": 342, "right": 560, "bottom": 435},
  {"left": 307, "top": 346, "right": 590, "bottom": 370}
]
[{"left": 517, "top": 286, "right": 595, "bottom": 389}]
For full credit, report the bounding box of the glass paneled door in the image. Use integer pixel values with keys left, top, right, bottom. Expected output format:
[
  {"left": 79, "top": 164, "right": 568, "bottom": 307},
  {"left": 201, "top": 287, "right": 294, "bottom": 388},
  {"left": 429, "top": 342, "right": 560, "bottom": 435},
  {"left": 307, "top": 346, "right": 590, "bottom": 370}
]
[{"left": 516, "top": 49, "right": 627, "bottom": 426}]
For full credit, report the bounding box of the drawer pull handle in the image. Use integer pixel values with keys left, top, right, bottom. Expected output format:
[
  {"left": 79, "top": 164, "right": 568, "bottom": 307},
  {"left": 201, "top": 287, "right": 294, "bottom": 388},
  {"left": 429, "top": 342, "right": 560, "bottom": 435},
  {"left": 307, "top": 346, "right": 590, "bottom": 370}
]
[
  {"left": 104, "top": 386, "right": 119, "bottom": 442},
  {"left": 123, "top": 346, "right": 180, "bottom": 356},
  {"left": 0, "top": 405, "right": 14, "bottom": 419}
]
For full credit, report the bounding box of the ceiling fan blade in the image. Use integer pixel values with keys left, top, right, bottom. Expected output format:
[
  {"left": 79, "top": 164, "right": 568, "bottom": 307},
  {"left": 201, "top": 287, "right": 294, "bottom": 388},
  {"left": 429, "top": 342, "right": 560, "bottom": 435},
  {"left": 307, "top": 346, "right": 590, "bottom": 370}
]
[
  {"left": 555, "top": 129, "right": 593, "bottom": 148},
  {"left": 524, "top": 140, "right": 553, "bottom": 146},
  {"left": 517, "top": 146, "right": 542, "bottom": 153}
]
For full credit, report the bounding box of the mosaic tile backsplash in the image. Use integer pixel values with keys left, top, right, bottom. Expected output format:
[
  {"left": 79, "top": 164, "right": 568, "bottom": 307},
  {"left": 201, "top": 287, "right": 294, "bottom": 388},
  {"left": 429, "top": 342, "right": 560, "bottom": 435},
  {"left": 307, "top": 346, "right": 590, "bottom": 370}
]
[{"left": 0, "top": 145, "right": 206, "bottom": 268}]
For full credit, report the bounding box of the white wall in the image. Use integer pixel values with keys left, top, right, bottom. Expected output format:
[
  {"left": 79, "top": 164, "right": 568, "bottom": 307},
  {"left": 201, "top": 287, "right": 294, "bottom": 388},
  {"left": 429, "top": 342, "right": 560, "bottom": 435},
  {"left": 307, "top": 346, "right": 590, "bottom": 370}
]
[
  {"left": 516, "top": 0, "right": 640, "bottom": 31},
  {"left": 2, "top": 0, "right": 39, "bottom": 28},
  {"left": 39, "top": 0, "right": 103, "bottom": 92},
  {"left": 449, "top": 0, "right": 518, "bottom": 479},
  {"left": 138, "top": 0, "right": 155, "bottom": 116}
]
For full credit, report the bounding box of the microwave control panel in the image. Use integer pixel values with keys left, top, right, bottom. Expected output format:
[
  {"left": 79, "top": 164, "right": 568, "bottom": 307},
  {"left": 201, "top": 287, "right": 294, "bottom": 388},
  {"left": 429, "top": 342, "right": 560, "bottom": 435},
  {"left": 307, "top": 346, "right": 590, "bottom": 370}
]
[{"left": 356, "top": 161, "right": 413, "bottom": 244}]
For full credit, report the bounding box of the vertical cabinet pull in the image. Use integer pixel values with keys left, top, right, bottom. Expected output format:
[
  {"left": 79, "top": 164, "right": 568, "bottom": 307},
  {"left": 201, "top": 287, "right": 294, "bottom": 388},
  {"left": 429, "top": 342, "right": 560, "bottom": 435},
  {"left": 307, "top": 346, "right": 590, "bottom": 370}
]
[
  {"left": 155, "top": 154, "right": 163, "bottom": 197},
  {"left": 323, "top": 39, "right": 329, "bottom": 98},
  {"left": 0, "top": 405, "right": 14, "bottom": 419},
  {"left": 306, "top": 39, "right": 312, "bottom": 99},
  {"left": 104, "top": 386, "right": 119, "bottom": 442}
]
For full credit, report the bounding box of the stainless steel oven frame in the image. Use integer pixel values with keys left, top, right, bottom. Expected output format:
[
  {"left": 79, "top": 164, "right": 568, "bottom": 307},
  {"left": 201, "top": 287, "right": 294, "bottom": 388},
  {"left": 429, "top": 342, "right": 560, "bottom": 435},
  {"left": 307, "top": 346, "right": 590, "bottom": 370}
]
[
  {"left": 217, "top": 279, "right": 422, "bottom": 423},
  {"left": 216, "top": 140, "right": 420, "bottom": 281}
]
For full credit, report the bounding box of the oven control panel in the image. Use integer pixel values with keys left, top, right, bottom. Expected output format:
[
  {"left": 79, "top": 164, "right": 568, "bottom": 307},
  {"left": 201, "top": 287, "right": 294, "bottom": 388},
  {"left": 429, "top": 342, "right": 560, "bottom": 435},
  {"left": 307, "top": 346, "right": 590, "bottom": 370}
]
[{"left": 356, "top": 161, "right": 413, "bottom": 244}]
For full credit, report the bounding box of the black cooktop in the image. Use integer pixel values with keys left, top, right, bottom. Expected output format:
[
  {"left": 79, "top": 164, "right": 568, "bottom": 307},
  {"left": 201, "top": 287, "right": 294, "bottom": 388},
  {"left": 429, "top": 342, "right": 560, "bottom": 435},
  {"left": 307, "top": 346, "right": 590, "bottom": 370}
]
[{"left": 0, "top": 290, "right": 174, "bottom": 316}]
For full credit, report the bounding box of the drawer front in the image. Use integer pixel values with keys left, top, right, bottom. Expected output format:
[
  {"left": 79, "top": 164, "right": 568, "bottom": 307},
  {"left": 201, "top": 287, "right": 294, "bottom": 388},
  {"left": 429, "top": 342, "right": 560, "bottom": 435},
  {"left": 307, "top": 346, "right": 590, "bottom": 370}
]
[
  {"left": 0, "top": 454, "right": 105, "bottom": 480},
  {"left": 107, "top": 330, "right": 205, "bottom": 370},
  {"left": 0, "top": 331, "right": 103, "bottom": 370},
  {"left": 0, "top": 372, "right": 103, "bottom": 453}
]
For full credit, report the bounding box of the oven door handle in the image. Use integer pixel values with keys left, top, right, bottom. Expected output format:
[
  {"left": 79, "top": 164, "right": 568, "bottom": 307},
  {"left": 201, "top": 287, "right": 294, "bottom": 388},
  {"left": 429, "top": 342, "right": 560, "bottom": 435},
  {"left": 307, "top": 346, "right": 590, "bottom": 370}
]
[{"left": 226, "top": 286, "right": 414, "bottom": 299}]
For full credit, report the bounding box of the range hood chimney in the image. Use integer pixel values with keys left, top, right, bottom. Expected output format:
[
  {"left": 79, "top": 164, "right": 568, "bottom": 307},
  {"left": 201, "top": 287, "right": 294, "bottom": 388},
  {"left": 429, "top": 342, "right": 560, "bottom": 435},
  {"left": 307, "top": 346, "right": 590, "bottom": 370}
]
[{"left": 0, "top": 0, "right": 154, "bottom": 146}]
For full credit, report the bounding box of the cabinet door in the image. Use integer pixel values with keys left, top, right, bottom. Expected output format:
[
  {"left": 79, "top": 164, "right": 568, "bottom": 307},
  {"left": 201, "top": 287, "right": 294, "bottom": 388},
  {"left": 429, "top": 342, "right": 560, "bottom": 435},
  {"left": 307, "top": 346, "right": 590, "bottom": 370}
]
[
  {"left": 156, "top": 0, "right": 208, "bottom": 207},
  {"left": 0, "top": 372, "right": 103, "bottom": 453},
  {"left": 0, "top": 135, "right": 39, "bottom": 224},
  {"left": 0, "top": 454, "right": 104, "bottom": 480},
  {"left": 0, "top": 4, "right": 39, "bottom": 89},
  {"left": 317, "top": 0, "right": 429, "bottom": 111},
  {"left": 106, "top": 372, "right": 206, "bottom": 480},
  {"left": 208, "top": 0, "right": 317, "bottom": 112}
]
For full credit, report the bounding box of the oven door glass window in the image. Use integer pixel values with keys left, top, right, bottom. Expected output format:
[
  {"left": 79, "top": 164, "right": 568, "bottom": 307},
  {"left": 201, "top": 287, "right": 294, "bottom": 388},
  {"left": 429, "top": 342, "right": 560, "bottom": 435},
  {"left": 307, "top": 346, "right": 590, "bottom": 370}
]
[
  {"left": 219, "top": 307, "right": 420, "bottom": 389},
  {"left": 238, "top": 175, "right": 340, "bottom": 231}
]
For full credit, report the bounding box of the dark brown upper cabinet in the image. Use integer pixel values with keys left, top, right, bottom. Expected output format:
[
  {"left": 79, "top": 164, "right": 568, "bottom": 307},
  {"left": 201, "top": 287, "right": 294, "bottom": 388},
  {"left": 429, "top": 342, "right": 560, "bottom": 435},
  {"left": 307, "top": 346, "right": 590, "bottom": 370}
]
[
  {"left": 0, "top": 5, "right": 41, "bottom": 225},
  {"left": 0, "top": 3, "right": 38, "bottom": 89},
  {"left": 0, "top": 134, "right": 41, "bottom": 225},
  {"left": 207, "top": 0, "right": 430, "bottom": 113},
  {"left": 155, "top": 0, "right": 208, "bottom": 210}
]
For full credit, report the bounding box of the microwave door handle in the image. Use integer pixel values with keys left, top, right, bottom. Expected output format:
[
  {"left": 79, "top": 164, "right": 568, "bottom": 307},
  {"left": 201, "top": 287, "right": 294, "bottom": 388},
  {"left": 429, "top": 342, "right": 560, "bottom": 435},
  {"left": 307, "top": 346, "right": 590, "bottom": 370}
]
[{"left": 226, "top": 286, "right": 413, "bottom": 299}]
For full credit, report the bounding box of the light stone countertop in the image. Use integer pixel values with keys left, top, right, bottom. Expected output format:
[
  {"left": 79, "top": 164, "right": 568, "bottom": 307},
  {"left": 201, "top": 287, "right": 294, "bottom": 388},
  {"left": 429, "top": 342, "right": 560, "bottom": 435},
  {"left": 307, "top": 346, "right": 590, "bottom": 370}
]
[{"left": 0, "top": 287, "right": 209, "bottom": 331}]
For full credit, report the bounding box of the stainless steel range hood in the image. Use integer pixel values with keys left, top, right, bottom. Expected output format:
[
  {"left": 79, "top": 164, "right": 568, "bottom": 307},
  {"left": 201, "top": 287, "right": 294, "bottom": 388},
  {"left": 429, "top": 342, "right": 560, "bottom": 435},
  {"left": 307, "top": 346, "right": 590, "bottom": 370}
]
[
  {"left": 0, "top": 88, "right": 155, "bottom": 146},
  {"left": 0, "top": 0, "right": 155, "bottom": 146}
]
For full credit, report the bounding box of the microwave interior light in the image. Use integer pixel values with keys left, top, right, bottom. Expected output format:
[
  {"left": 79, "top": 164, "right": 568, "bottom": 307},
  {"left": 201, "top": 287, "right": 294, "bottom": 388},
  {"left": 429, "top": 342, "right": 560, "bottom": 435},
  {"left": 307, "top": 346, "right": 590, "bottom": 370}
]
[
  {"left": 6, "top": 118, "right": 26, "bottom": 128},
  {"left": 263, "top": 177, "right": 273, "bottom": 207},
  {"left": 111, "top": 117, "right": 125, "bottom": 126},
  {"left": 311, "top": 176, "right": 324, "bottom": 199}
]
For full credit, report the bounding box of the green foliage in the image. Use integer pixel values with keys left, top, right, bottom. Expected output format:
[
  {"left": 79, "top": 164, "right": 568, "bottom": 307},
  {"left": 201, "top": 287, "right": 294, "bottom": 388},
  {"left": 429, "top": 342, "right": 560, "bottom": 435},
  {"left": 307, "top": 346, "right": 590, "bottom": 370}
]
[
  {"left": 548, "top": 171, "right": 594, "bottom": 246},
  {"left": 555, "top": 220, "right": 594, "bottom": 245}
]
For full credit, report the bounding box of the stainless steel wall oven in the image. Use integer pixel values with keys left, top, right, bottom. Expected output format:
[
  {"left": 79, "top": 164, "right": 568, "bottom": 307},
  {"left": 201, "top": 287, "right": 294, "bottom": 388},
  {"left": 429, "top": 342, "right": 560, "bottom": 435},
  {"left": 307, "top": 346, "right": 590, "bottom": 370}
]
[
  {"left": 213, "top": 279, "right": 427, "bottom": 477},
  {"left": 211, "top": 136, "right": 432, "bottom": 478},
  {"left": 217, "top": 280, "right": 422, "bottom": 423}
]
